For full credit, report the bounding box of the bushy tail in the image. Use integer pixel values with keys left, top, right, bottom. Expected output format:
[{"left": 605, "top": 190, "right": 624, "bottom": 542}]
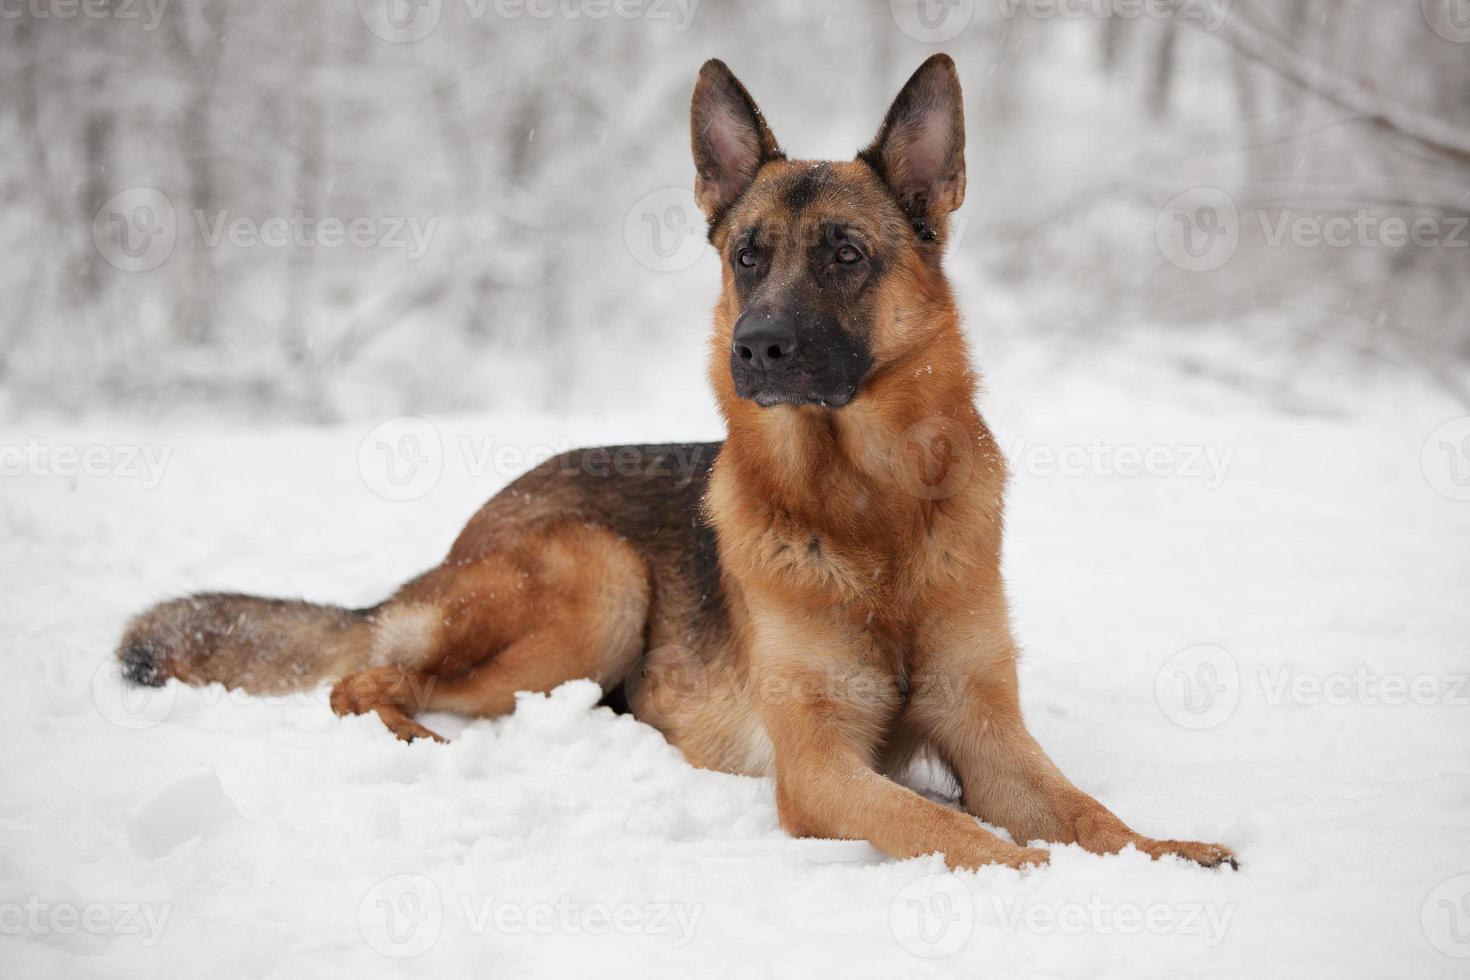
[{"left": 116, "top": 593, "right": 381, "bottom": 694}]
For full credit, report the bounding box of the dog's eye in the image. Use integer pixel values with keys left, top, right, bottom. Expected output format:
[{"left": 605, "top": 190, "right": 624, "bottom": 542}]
[
  {"left": 834, "top": 244, "right": 864, "bottom": 265},
  {"left": 736, "top": 248, "right": 757, "bottom": 269}
]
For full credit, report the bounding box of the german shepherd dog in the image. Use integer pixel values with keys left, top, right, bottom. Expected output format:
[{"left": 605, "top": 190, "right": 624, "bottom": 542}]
[{"left": 119, "top": 55, "right": 1236, "bottom": 872}]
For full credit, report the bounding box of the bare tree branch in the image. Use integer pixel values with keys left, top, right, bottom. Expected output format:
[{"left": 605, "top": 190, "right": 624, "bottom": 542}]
[{"left": 1193, "top": 1, "right": 1470, "bottom": 162}]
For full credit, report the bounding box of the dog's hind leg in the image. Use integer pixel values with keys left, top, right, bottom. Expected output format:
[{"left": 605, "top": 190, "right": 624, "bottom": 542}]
[
  {"left": 330, "top": 667, "right": 447, "bottom": 743},
  {"left": 333, "top": 520, "right": 652, "bottom": 742},
  {"left": 421, "top": 624, "right": 639, "bottom": 720}
]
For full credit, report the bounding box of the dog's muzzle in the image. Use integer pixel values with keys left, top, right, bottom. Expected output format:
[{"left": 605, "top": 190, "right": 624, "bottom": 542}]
[{"left": 729, "top": 310, "right": 870, "bottom": 408}]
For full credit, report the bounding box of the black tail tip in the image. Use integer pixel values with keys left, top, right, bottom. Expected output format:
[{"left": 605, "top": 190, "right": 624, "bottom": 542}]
[{"left": 118, "top": 641, "right": 168, "bottom": 687}]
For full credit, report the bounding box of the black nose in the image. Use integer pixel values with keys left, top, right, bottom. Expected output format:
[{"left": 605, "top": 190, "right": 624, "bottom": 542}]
[{"left": 732, "top": 314, "right": 799, "bottom": 371}]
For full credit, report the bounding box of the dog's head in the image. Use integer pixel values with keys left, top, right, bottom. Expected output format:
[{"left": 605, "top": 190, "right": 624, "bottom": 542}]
[{"left": 692, "top": 55, "right": 965, "bottom": 411}]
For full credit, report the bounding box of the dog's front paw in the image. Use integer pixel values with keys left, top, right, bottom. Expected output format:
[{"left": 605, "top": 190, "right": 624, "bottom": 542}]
[{"left": 1140, "top": 838, "right": 1238, "bottom": 870}]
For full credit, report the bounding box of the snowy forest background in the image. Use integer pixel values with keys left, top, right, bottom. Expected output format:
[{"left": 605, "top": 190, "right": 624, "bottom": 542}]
[{"left": 3, "top": 0, "right": 1468, "bottom": 421}]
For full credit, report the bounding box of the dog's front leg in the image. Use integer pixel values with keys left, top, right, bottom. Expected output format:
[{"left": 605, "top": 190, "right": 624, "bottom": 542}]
[
  {"left": 910, "top": 603, "right": 1237, "bottom": 869},
  {"left": 749, "top": 604, "right": 1047, "bottom": 871}
]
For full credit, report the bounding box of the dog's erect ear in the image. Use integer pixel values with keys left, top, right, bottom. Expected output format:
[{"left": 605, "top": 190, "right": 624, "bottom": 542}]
[
  {"left": 691, "top": 59, "right": 783, "bottom": 222},
  {"left": 859, "top": 54, "right": 966, "bottom": 238}
]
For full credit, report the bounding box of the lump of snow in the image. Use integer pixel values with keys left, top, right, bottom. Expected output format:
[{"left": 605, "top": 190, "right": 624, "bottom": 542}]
[{"left": 125, "top": 768, "right": 241, "bottom": 860}]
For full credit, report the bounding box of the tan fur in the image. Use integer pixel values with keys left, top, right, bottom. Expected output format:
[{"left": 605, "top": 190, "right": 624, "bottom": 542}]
[{"left": 118, "top": 55, "right": 1235, "bottom": 873}]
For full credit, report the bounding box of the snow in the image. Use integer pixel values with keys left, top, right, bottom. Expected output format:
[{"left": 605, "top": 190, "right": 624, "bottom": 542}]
[{"left": 3, "top": 347, "right": 1469, "bottom": 978}]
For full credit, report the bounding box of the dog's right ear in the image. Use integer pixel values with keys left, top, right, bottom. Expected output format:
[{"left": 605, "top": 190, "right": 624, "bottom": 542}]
[{"left": 690, "top": 59, "right": 783, "bottom": 223}]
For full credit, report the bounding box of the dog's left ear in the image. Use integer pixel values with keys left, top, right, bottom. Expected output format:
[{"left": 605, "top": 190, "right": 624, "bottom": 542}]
[{"left": 859, "top": 54, "right": 966, "bottom": 239}]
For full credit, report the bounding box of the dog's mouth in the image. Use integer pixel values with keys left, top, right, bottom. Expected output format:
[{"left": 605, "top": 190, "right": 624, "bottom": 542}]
[
  {"left": 730, "top": 351, "right": 868, "bottom": 410},
  {"left": 747, "top": 383, "right": 858, "bottom": 409}
]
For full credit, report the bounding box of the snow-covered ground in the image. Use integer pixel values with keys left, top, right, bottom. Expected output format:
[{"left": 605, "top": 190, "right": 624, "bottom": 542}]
[{"left": 3, "top": 346, "right": 1469, "bottom": 979}]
